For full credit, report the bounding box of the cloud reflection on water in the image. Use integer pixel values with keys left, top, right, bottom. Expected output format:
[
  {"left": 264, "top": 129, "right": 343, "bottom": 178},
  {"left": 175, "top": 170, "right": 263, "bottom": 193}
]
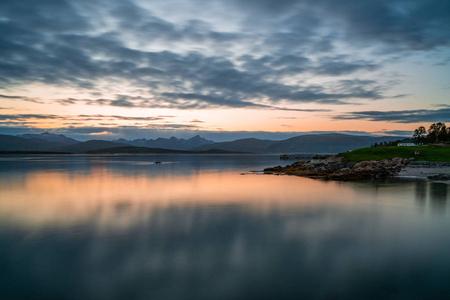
[{"left": 0, "top": 155, "right": 449, "bottom": 299}]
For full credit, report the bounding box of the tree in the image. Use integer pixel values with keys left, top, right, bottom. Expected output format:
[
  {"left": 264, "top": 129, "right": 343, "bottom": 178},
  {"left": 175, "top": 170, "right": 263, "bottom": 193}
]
[
  {"left": 428, "top": 122, "right": 446, "bottom": 143},
  {"left": 437, "top": 123, "right": 448, "bottom": 142},
  {"left": 413, "top": 126, "right": 427, "bottom": 144}
]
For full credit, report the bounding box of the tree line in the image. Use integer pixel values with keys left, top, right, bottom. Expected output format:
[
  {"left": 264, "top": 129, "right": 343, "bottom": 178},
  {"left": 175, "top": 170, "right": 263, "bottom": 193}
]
[
  {"left": 371, "top": 139, "right": 405, "bottom": 148},
  {"left": 413, "top": 122, "right": 449, "bottom": 144},
  {"left": 371, "top": 122, "right": 449, "bottom": 148}
]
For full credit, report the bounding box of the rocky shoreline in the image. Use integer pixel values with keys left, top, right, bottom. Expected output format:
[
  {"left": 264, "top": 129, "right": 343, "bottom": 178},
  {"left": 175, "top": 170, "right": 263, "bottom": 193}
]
[
  {"left": 398, "top": 161, "right": 450, "bottom": 180},
  {"left": 264, "top": 156, "right": 417, "bottom": 180}
]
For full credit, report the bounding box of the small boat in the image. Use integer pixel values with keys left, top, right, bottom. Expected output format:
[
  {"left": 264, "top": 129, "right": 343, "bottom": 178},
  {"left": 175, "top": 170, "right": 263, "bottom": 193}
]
[{"left": 154, "top": 161, "right": 162, "bottom": 164}]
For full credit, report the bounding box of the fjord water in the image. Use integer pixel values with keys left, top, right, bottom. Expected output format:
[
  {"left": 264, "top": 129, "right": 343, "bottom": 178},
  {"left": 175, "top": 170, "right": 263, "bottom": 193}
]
[{"left": 0, "top": 155, "right": 449, "bottom": 299}]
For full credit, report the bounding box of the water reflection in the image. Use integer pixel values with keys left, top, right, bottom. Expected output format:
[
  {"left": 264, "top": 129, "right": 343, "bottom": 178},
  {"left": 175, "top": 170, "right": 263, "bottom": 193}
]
[
  {"left": 1, "top": 202, "right": 450, "bottom": 299},
  {"left": 0, "top": 155, "right": 450, "bottom": 299},
  {"left": 0, "top": 169, "right": 356, "bottom": 228},
  {"left": 430, "top": 182, "right": 448, "bottom": 213},
  {"left": 415, "top": 181, "right": 427, "bottom": 204}
]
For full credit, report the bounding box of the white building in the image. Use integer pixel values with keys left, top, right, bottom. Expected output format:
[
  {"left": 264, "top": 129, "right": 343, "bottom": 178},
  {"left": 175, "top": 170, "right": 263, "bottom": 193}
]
[{"left": 398, "top": 139, "right": 417, "bottom": 146}]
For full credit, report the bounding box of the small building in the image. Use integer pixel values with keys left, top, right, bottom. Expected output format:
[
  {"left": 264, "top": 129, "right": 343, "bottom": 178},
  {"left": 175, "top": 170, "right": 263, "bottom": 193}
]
[{"left": 398, "top": 139, "right": 416, "bottom": 146}]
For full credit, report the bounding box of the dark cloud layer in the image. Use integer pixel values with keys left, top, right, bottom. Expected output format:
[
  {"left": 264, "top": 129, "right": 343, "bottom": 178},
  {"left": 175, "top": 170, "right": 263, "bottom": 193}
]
[
  {"left": 2, "top": 0, "right": 447, "bottom": 110},
  {"left": 335, "top": 108, "right": 450, "bottom": 123},
  {"left": 235, "top": 0, "right": 450, "bottom": 51}
]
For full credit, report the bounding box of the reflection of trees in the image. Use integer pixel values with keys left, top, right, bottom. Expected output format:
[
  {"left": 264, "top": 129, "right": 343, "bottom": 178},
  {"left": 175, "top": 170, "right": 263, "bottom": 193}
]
[
  {"left": 429, "top": 183, "right": 448, "bottom": 212},
  {"left": 414, "top": 181, "right": 427, "bottom": 205}
]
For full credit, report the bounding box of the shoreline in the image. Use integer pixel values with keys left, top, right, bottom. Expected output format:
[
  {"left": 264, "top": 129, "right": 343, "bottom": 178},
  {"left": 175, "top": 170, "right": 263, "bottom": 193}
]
[
  {"left": 264, "top": 156, "right": 450, "bottom": 181},
  {"left": 397, "top": 163, "right": 450, "bottom": 180}
]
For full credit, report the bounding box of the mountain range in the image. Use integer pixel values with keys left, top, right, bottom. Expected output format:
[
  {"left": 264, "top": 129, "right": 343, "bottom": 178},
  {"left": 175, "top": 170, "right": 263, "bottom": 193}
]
[
  {"left": 0, "top": 132, "right": 405, "bottom": 154},
  {"left": 18, "top": 132, "right": 79, "bottom": 145},
  {"left": 113, "top": 135, "right": 214, "bottom": 150},
  {"left": 192, "top": 134, "right": 404, "bottom": 154}
]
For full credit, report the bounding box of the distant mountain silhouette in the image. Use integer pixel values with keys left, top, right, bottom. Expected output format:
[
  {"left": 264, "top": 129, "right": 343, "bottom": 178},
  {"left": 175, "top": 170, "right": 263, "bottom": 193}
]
[
  {"left": 114, "top": 135, "right": 214, "bottom": 150},
  {"left": 0, "top": 132, "right": 82, "bottom": 152},
  {"left": 0, "top": 133, "right": 406, "bottom": 154},
  {"left": 191, "top": 138, "right": 276, "bottom": 153},
  {"left": 0, "top": 134, "right": 60, "bottom": 151},
  {"left": 54, "top": 140, "right": 131, "bottom": 153},
  {"left": 86, "top": 146, "right": 250, "bottom": 154},
  {"left": 267, "top": 134, "right": 402, "bottom": 153},
  {"left": 18, "top": 132, "right": 80, "bottom": 145},
  {"left": 191, "top": 134, "right": 404, "bottom": 153}
]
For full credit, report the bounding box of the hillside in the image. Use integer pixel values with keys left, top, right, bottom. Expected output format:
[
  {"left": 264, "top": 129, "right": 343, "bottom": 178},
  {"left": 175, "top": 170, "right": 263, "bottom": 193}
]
[
  {"left": 192, "top": 134, "right": 404, "bottom": 153},
  {"left": 55, "top": 140, "right": 130, "bottom": 153},
  {"left": 0, "top": 132, "right": 408, "bottom": 154},
  {"left": 18, "top": 132, "right": 80, "bottom": 145},
  {"left": 0, "top": 134, "right": 61, "bottom": 151},
  {"left": 342, "top": 145, "right": 450, "bottom": 162},
  {"left": 267, "top": 134, "right": 402, "bottom": 153},
  {"left": 191, "top": 138, "right": 276, "bottom": 153},
  {"left": 114, "top": 135, "right": 214, "bottom": 150},
  {"left": 86, "top": 146, "right": 251, "bottom": 154}
]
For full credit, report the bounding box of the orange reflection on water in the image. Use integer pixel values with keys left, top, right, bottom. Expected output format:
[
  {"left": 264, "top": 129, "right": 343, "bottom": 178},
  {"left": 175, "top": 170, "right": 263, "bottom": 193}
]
[{"left": 0, "top": 168, "right": 360, "bottom": 228}]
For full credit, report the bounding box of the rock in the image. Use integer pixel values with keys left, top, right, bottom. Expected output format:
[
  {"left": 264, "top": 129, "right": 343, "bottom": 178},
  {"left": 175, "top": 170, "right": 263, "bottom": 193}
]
[
  {"left": 402, "top": 158, "right": 410, "bottom": 165},
  {"left": 263, "top": 166, "right": 283, "bottom": 174},
  {"left": 427, "top": 174, "right": 450, "bottom": 180},
  {"left": 392, "top": 157, "right": 403, "bottom": 164},
  {"left": 353, "top": 162, "right": 365, "bottom": 169},
  {"left": 336, "top": 168, "right": 351, "bottom": 175},
  {"left": 264, "top": 155, "right": 409, "bottom": 180}
]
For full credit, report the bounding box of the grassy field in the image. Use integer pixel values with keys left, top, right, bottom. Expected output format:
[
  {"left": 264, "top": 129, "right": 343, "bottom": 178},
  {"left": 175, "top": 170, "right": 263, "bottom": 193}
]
[{"left": 342, "top": 145, "right": 450, "bottom": 162}]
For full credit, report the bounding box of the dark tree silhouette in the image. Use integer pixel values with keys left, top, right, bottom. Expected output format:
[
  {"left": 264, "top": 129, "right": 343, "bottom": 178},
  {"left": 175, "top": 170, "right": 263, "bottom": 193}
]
[
  {"left": 413, "top": 126, "right": 426, "bottom": 144},
  {"left": 413, "top": 122, "right": 448, "bottom": 144},
  {"left": 428, "top": 122, "right": 446, "bottom": 143}
]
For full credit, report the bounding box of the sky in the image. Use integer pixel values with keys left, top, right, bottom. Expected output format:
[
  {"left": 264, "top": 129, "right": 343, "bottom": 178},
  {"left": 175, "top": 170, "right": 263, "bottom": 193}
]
[{"left": 0, "top": 0, "right": 449, "bottom": 141}]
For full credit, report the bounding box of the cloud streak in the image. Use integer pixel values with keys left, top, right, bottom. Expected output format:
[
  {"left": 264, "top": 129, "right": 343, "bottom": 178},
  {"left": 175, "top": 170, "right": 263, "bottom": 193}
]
[
  {"left": 2, "top": 0, "right": 440, "bottom": 111},
  {"left": 334, "top": 108, "right": 450, "bottom": 123},
  {"left": 0, "top": 113, "right": 172, "bottom": 124}
]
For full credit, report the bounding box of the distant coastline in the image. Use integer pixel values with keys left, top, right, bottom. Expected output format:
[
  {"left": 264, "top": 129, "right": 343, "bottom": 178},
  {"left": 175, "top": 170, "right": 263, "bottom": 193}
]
[
  {"left": 0, "top": 148, "right": 253, "bottom": 155},
  {"left": 0, "top": 151, "right": 72, "bottom": 155}
]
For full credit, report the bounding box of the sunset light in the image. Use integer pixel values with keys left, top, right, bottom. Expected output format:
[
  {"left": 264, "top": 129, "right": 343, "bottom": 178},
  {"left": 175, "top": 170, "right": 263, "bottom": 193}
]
[{"left": 1, "top": 0, "right": 449, "bottom": 141}]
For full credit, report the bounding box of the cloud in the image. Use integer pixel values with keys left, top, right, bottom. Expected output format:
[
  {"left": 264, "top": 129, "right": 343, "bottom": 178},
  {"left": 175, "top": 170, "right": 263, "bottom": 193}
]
[
  {"left": 0, "top": 94, "right": 25, "bottom": 99},
  {"left": 233, "top": 0, "right": 450, "bottom": 52},
  {"left": 375, "top": 130, "right": 414, "bottom": 136},
  {"left": 435, "top": 104, "right": 450, "bottom": 108},
  {"left": 56, "top": 94, "right": 334, "bottom": 111},
  {"left": 0, "top": 94, "right": 44, "bottom": 103},
  {"left": 88, "top": 131, "right": 113, "bottom": 135},
  {"left": 313, "top": 56, "right": 379, "bottom": 76},
  {"left": 334, "top": 108, "right": 450, "bottom": 123},
  {"left": 0, "top": 0, "right": 405, "bottom": 111},
  {"left": 0, "top": 0, "right": 448, "bottom": 113},
  {"left": 0, "top": 114, "right": 171, "bottom": 126},
  {"left": 0, "top": 114, "right": 63, "bottom": 121}
]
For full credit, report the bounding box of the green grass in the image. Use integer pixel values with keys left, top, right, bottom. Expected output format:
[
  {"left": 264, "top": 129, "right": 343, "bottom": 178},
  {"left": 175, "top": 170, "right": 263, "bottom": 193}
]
[{"left": 342, "top": 145, "right": 450, "bottom": 163}]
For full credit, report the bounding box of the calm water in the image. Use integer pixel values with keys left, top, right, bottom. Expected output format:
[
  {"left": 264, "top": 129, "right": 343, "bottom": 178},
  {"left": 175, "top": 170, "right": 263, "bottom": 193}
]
[{"left": 0, "top": 154, "right": 449, "bottom": 300}]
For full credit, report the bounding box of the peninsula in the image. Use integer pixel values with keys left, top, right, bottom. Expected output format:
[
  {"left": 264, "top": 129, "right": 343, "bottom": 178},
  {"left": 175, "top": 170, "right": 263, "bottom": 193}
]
[{"left": 264, "top": 144, "right": 450, "bottom": 180}]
